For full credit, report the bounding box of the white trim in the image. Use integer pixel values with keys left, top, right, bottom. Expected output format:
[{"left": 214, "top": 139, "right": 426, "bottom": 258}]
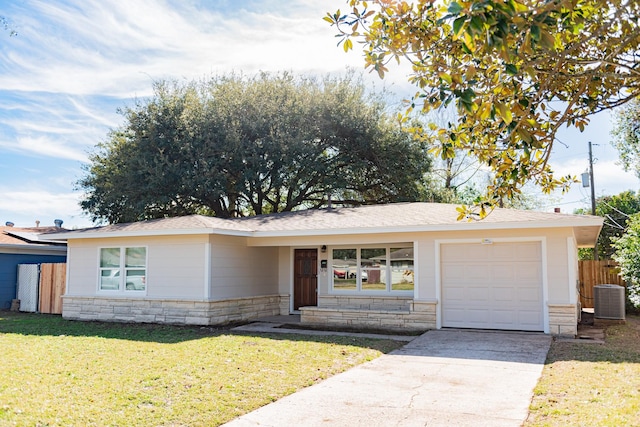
[
  {"left": 96, "top": 245, "right": 148, "bottom": 296},
  {"left": 541, "top": 237, "right": 550, "bottom": 333},
  {"left": 289, "top": 247, "right": 295, "bottom": 313},
  {"left": 0, "top": 245, "right": 66, "bottom": 255},
  {"left": 413, "top": 240, "right": 419, "bottom": 300},
  {"left": 46, "top": 217, "right": 603, "bottom": 241},
  {"left": 567, "top": 236, "right": 578, "bottom": 305},
  {"left": 434, "top": 239, "right": 441, "bottom": 329},
  {"left": 436, "top": 236, "right": 548, "bottom": 332},
  {"left": 248, "top": 220, "right": 602, "bottom": 237},
  {"left": 64, "top": 246, "right": 71, "bottom": 299},
  {"left": 204, "top": 241, "right": 211, "bottom": 300},
  {"left": 46, "top": 227, "right": 253, "bottom": 240}
]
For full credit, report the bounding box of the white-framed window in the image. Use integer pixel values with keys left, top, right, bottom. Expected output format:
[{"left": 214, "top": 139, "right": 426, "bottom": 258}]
[
  {"left": 99, "top": 246, "right": 147, "bottom": 292},
  {"left": 331, "top": 246, "right": 414, "bottom": 293}
]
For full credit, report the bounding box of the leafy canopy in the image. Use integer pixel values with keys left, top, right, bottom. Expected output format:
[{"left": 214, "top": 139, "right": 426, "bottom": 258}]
[
  {"left": 78, "top": 72, "right": 432, "bottom": 224},
  {"left": 613, "top": 213, "right": 640, "bottom": 310},
  {"left": 613, "top": 98, "right": 640, "bottom": 178},
  {"left": 577, "top": 190, "right": 640, "bottom": 259},
  {"left": 326, "top": 0, "right": 640, "bottom": 218}
]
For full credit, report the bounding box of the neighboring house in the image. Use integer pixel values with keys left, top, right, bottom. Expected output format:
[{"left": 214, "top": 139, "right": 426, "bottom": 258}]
[
  {"left": 0, "top": 224, "right": 67, "bottom": 309},
  {"left": 45, "top": 203, "right": 603, "bottom": 336}
]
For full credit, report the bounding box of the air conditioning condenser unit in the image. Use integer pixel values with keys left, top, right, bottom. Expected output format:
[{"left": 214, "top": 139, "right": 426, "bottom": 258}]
[{"left": 594, "top": 284, "right": 625, "bottom": 320}]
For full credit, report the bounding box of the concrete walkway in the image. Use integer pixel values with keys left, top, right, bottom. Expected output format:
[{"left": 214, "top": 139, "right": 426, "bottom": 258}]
[{"left": 223, "top": 329, "right": 552, "bottom": 427}]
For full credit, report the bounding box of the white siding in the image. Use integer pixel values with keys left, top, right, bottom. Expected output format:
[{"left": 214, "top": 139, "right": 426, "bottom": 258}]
[
  {"left": 546, "top": 235, "right": 571, "bottom": 302},
  {"left": 209, "top": 235, "right": 279, "bottom": 299},
  {"left": 66, "top": 235, "right": 208, "bottom": 299},
  {"left": 147, "top": 237, "right": 208, "bottom": 299}
]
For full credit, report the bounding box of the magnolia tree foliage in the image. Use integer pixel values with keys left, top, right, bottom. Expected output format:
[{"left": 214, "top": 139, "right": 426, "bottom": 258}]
[
  {"left": 612, "top": 213, "right": 640, "bottom": 310},
  {"left": 613, "top": 98, "right": 640, "bottom": 178},
  {"left": 79, "top": 72, "right": 433, "bottom": 224},
  {"left": 326, "top": 0, "right": 640, "bottom": 218}
]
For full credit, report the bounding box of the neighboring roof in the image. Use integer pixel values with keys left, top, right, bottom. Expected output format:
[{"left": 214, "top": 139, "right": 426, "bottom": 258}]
[
  {"left": 43, "top": 203, "right": 603, "bottom": 247},
  {"left": 0, "top": 225, "right": 67, "bottom": 253}
]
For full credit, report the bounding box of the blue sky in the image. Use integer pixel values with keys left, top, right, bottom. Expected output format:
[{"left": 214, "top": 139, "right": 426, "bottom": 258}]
[{"left": 0, "top": 1, "right": 638, "bottom": 228}]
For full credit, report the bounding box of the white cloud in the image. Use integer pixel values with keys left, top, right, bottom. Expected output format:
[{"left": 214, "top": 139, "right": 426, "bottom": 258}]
[
  {"left": 0, "top": 0, "right": 377, "bottom": 162},
  {"left": 0, "top": 189, "right": 91, "bottom": 228},
  {"left": 0, "top": 135, "right": 88, "bottom": 162},
  {"left": 1, "top": 0, "right": 364, "bottom": 96}
]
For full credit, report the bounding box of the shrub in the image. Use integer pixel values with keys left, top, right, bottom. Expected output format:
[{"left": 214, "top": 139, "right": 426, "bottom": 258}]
[{"left": 612, "top": 213, "right": 640, "bottom": 312}]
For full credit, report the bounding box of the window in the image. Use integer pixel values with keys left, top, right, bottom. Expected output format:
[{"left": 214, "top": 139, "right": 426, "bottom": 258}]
[
  {"left": 99, "top": 247, "right": 147, "bottom": 292},
  {"left": 331, "top": 246, "right": 413, "bottom": 293},
  {"left": 390, "top": 247, "right": 414, "bottom": 291},
  {"left": 332, "top": 248, "right": 357, "bottom": 290},
  {"left": 361, "top": 248, "right": 386, "bottom": 292}
]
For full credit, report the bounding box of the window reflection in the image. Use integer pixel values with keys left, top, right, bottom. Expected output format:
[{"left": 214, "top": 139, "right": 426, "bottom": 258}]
[{"left": 331, "top": 246, "right": 414, "bottom": 293}]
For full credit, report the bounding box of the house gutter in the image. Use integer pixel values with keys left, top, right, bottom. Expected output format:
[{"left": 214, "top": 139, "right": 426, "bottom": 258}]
[
  {"left": 0, "top": 243, "right": 67, "bottom": 255},
  {"left": 41, "top": 218, "right": 603, "bottom": 241}
]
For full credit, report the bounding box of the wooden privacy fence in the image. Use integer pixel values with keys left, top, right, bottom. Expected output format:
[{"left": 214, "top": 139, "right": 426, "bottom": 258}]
[
  {"left": 579, "top": 260, "right": 625, "bottom": 308},
  {"left": 38, "top": 263, "right": 67, "bottom": 314}
]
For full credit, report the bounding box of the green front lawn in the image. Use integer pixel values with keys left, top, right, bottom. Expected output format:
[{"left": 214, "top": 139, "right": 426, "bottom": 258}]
[
  {"left": 0, "top": 311, "right": 403, "bottom": 426},
  {"left": 526, "top": 316, "right": 640, "bottom": 426}
]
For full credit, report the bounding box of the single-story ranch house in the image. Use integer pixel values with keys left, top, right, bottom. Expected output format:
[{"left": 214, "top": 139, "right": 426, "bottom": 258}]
[{"left": 46, "top": 202, "right": 603, "bottom": 336}]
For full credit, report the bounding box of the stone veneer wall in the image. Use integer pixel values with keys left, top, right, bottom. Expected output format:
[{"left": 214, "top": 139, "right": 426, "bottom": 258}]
[
  {"left": 300, "top": 299, "right": 436, "bottom": 331},
  {"left": 318, "top": 295, "right": 412, "bottom": 311},
  {"left": 548, "top": 303, "right": 578, "bottom": 337},
  {"left": 62, "top": 294, "right": 289, "bottom": 326}
]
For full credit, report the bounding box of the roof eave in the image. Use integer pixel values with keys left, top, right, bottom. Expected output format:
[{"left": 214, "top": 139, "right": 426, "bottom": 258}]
[
  {"left": 248, "top": 219, "right": 605, "bottom": 238},
  {"left": 0, "top": 244, "right": 68, "bottom": 253},
  {"left": 44, "top": 216, "right": 604, "bottom": 240},
  {"left": 44, "top": 227, "right": 253, "bottom": 241}
]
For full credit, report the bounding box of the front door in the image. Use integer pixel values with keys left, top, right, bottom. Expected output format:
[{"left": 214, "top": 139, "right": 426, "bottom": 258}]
[{"left": 293, "top": 249, "right": 318, "bottom": 310}]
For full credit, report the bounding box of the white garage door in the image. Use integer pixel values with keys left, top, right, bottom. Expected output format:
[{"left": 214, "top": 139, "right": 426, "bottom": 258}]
[{"left": 441, "top": 241, "right": 543, "bottom": 331}]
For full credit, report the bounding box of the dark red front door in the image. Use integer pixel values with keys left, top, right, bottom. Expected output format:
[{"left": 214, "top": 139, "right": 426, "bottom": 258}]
[{"left": 294, "top": 249, "right": 318, "bottom": 310}]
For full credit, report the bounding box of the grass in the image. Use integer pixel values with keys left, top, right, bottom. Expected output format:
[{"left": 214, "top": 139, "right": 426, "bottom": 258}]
[
  {"left": 0, "top": 311, "right": 404, "bottom": 426},
  {"left": 526, "top": 315, "right": 640, "bottom": 426}
]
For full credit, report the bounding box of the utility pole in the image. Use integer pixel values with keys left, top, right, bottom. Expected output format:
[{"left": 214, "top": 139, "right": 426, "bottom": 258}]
[{"left": 588, "top": 141, "right": 599, "bottom": 260}]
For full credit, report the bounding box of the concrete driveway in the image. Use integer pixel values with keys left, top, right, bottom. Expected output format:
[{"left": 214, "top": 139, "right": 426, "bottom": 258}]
[{"left": 223, "top": 329, "right": 551, "bottom": 427}]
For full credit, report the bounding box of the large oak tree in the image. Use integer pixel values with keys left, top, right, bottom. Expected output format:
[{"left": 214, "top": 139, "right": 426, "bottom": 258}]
[
  {"left": 79, "top": 72, "right": 433, "bottom": 224},
  {"left": 327, "top": 0, "right": 640, "bottom": 217}
]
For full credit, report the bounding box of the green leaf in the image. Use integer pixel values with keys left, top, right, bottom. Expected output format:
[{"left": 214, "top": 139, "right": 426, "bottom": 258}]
[
  {"left": 448, "top": 2, "right": 463, "bottom": 15},
  {"left": 505, "top": 64, "right": 518, "bottom": 75},
  {"left": 469, "top": 16, "right": 483, "bottom": 33},
  {"left": 531, "top": 24, "right": 540, "bottom": 41},
  {"left": 453, "top": 16, "right": 466, "bottom": 36}
]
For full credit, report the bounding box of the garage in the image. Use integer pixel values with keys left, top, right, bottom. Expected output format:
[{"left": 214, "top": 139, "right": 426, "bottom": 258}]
[{"left": 440, "top": 241, "right": 544, "bottom": 331}]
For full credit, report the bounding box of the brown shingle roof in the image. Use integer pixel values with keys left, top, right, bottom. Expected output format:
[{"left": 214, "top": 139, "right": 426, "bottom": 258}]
[
  {"left": 232, "top": 202, "right": 594, "bottom": 233},
  {"left": 46, "top": 203, "right": 602, "bottom": 240},
  {"left": 46, "top": 215, "right": 254, "bottom": 236}
]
